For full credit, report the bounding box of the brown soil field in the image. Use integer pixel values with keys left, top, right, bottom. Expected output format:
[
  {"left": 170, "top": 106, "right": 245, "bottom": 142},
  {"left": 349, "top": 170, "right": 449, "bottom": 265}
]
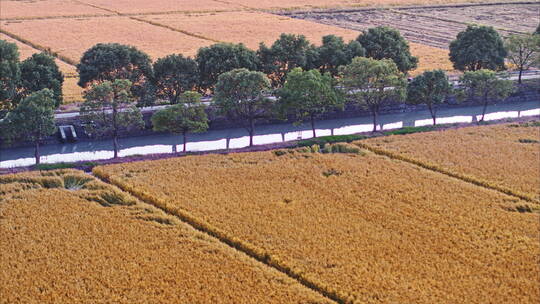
[
  {"left": 77, "top": 0, "right": 243, "bottom": 14},
  {"left": 0, "top": 0, "right": 112, "bottom": 20},
  {"left": 0, "top": 33, "right": 83, "bottom": 103},
  {"left": 0, "top": 170, "right": 330, "bottom": 303},
  {"left": 221, "top": 0, "right": 523, "bottom": 10},
  {"left": 361, "top": 123, "right": 540, "bottom": 202},
  {"left": 286, "top": 3, "right": 539, "bottom": 49},
  {"left": 94, "top": 151, "right": 540, "bottom": 304},
  {"left": 0, "top": 16, "right": 214, "bottom": 61}
]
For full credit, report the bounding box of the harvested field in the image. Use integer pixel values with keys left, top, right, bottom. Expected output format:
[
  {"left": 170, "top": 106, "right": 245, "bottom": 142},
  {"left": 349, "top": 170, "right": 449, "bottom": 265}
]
[
  {"left": 0, "top": 170, "right": 330, "bottom": 303},
  {"left": 94, "top": 151, "right": 540, "bottom": 304},
  {"left": 0, "top": 0, "right": 111, "bottom": 20},
  {"left": 222, "top": 0, "right": 522, "bottom": 10},
  {"left": 285, "top": 3, "right": 539, "bottom": 49},
  {"left": 361, "top": 123, "right": 540, "bottom": 202},
  {"left": 0, "top": 33, "right": 83, "bottom": 103},
  {"left": 77, "top": 0, "right": 242, "bottom": 14},
  {"left": 0, "top": 16, "right": 213, "bottom": 62}
]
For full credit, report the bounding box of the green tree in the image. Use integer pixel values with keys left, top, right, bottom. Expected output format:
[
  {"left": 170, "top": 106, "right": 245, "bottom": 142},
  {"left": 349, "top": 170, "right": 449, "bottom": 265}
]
[
  {"left": 339, "top": 57, "right": 407, "bottom": 132},
  {"left": 214, "top": 69, "right": 271, "bottom": 147},
  {"left": 153, "top": 54, "right": 199, "bottom": 104},
  {"left": 0, "top": 39, "right": 21, "bottom": 115},
  {"left": 316, "top": 35, "right": 365, "bottom": 77},
  {"left": 19, "top": 53, "right": 64, "bottom": 107},
  {"left": 2, "top": 89, "right": 56, "bottom": 165},
  {"left": 151, "top": 91, "right": 208, "bottom": 153},
  {"left": 357, "top": 26, "right": 418, "bottom": 74},
  {"left": 449, "top": 25, "right": 507, "bottom": 71},
  {"left": 77, "top": 43, "right": 153, "bottom": 99},
  {"left": 458, "top": 69, "right": 513, "bottom": 122},
  {"left": 258, "top": 33, "right": 319, "bottom": 87},
  {"left": 277, "top": 68, "right": 343, "bottom": 138},
  {"left": 80, "top": 79, "right": 144, "bottom": 158},
  {"left": 196, "top": 43, "right": 259, "bottom": 92},
  {"left": 504, "top": 34, "right": 540, "bottom": 84},
  {"left": 407, "top": 69, "right": 452, "bottom": 125}
]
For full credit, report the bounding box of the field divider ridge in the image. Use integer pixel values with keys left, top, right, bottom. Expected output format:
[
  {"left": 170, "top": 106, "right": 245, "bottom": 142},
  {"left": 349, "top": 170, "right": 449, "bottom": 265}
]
[
  {"left": 128, "top": 16, "right": 222, "bottom": 43},
  {"left": 0, "top": 28, "right": 78, "bottom": 66},
  {"left": 92, "top": 167, "right": 356, "bottom": 304},
  {"left": 355, "top": 141, "right": 539, "bottom": 204}
]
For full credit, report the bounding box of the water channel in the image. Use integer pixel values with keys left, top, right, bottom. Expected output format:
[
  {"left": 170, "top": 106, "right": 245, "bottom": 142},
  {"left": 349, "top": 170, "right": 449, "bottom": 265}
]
[{"left": 1, "top": 100, "right": 539, "bottom": 168}]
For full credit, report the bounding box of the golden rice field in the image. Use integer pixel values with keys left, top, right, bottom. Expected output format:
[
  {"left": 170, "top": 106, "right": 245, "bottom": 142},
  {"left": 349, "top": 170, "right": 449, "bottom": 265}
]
[
  {"left": 78, "top": 0, "right": 243, "bottom": 14},
  {"left": 0, "top": 170, "right": 329, "bottom": 303},
  {"left": 0, "top": 0, "right": 111, "bottom": 20},
  {"left": 0, "top": 33, "right": 83, "bottom": 103},
  {"left": 93, "top": 151, "right": 540, "bottom": 304},
  {"left": 361, "top": 123, "right": 540, "bottom": 202}
]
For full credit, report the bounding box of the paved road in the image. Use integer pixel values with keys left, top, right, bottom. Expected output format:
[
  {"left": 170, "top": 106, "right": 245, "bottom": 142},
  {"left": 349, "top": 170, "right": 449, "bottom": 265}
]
[{"left": 2, "top": 99, "right": 539, "bottom": 168}]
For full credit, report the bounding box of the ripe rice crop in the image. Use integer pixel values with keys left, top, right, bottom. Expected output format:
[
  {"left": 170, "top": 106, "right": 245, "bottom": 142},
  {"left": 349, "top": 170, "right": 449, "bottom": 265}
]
[
  {"left": 0, "top": 16, "right": 213, "bottom": 62},
  {"left": 139, "top": 11, "right": 452, "bottom": 73},
  {"left": 94, "top": 152, "right": 540, "bottom": 304},
  {"left": 79, "top": 0, "right": 243, "bottom": 14},
  {"left": 361, "top": 123, "right": 540, "bottom": 202},
  {"left": 0, "top": 170, "right": 329, "bottom": 303},
  {"left": 1, "top": 33, "right": 83, "bottom": 103},
  {"left": 0, "top": 0, "right": 112, "bottom": 20}
]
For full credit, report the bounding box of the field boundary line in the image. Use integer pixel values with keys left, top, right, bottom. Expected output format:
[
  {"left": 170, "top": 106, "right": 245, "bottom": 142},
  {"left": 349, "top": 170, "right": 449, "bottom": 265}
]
[
  {"left": 355, "top": 142, "right": 539, "bottom": 203},
  {"left": 0, "top": 28, "right": 78, "bottom": 66},
  {"left": 92, "top": 167, "right": 355, "bottom": 304},
  {"left": 128, "top": 16, "right": 222, "bottom": 44}
]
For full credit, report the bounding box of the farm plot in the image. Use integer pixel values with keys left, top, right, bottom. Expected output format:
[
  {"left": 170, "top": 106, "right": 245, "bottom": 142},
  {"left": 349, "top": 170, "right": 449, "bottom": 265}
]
[
  {"left": 94, "top": 151, "right": 540, "bottom": 304},
  {"left": 221, "top": 0, "right": 521, "bottom": 10},
  {"left": 77, "top": 0, "right": 243, "bottom": 14},
  {"left": 0, "top": 33, "right": 83, "bottom": 103},
  {"left": 0, "top": 170, "right": 329, "bottom": 303},
  {"left": 0, "top": 16, "right": 213, "bottom": 62},
  {"left": 286, "top": 3, "right": 538, "bottom": 49},
  {"left": 0, "top": 0, "right": 112, "bottom": 20},
  {"left": 361, "top": 123, "right": 540, "bottom": 202},
  {"left": 139, "top": 11, "right": 452, "bottom": 74}
]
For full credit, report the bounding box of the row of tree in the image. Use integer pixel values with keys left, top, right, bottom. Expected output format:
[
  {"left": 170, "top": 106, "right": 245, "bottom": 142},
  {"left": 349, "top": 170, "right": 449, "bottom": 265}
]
[{"left": 0, "top": 59, "right": 514, "bottom": 165}]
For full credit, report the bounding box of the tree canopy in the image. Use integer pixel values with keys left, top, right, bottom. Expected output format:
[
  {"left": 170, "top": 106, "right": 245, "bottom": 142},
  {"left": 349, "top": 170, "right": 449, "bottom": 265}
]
[
  {"left": 258, "top": 33, "right": 319, "bottom": 87},
  {"left": 316, "top": 35, "right": 365, "bottom": 77},
  {"left": 0, "top": 39, "right": 21, "bottom": 114},
  {"left": 151, "top": 91, "right": 208, "bottom": 152},
  {"left": 1, "top": 89, "right": 56, "bottom": 164},
  {"left": 407, "top": 69, "right": 452, "bottom": 125},
  {"left": 19, "top": 53, "right": 64, "bottom": 107},
  {"left": 357, "top": 26, "right": 418, "bottom": 74},
  {"left": 214, "top": 68, "right": 271, "bottom": 146},
  {"left": 77, "top": 43, "right": 153, "bottom": 98},
  {"left": 80, "top": 79, "right": 144, "bottom": 158},
  {"left": 449, "top": 25, "right": 507, "bottom": 71},
  {"left": 196, "top": 43, "right": 259, "bottom": 92},
  {"left": 504, "top": 34, "right": 540, "bottom": 84},
  {"left": 458, "top": 69, "right": 513, "bottom": 121},
  {"left": 277, "top": 68, "right": 343, "bottom": 137},
  {"left": 339, "top": 57, "right": 407, "bottom": 131},
  {"left": 153, "top": 54, "right": 199, "bottom": 104}
]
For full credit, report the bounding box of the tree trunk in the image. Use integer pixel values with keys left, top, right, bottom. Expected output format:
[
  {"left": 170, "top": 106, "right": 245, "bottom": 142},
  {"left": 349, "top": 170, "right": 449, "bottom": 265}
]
[
  {"left": 172, "top": 144, "right": 177, "bottom": 153},
  {"left": 248, "top": 118, "right": 255, "bottom": 147},
  {"left": 310, "top": 115, "right": 317, "bottom": 138},
  {"left": 428, "top": 105, "right": 437, "bottom": 125},
  {"left": 113, "top": 135, "right": 119, "bottom": 159},
  {"left": 372, "top": 110, "right": 378, "bottom": 132},
  {"left": 518, "top": 68, "right": 523, "bottom": 84},
  {"left": 480, "top": 94, "right": 489, "bottom": 122},
  {"left": 183, "top": 131, "right": 187, "bottom": 153},
  {"left": 34, "top": 141, "right": 40, "bottom": 165}
]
